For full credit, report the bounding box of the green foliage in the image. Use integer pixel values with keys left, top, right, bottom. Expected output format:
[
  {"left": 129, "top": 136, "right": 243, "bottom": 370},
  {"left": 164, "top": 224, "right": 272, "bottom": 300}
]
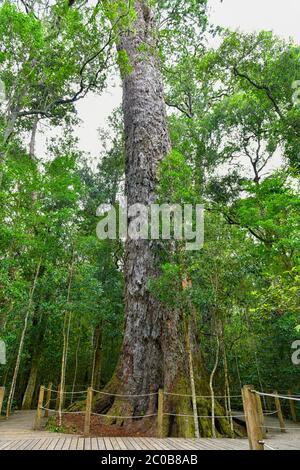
[
  {"left": 158, "top": 150, "right": 196, "bottom": 203},
  {"left": 1, "top": 0, "right": 300, "bottom": 412}
]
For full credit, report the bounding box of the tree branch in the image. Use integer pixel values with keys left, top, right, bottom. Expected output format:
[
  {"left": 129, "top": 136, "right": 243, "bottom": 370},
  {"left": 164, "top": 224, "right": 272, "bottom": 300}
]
[{"left": 233, "top": 66, "right": 284, "bottom": 120}]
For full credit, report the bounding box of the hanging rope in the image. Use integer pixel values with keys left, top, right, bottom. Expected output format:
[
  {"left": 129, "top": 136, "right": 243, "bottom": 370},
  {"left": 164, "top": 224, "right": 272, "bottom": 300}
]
[
  {"left": 252, "top": 390, "right": 300, "bottom": 402},
  {"left": 163, "top": 391, "right": 242, "bottom": 399},
  {"left": 91, "top": 388, "right": 158, "bottom": 398}
]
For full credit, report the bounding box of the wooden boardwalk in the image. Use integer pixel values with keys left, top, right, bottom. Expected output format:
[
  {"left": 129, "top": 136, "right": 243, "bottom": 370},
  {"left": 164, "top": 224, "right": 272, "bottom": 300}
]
[{"left": 0, "top": 411, "right": 299, "bottom": 450}]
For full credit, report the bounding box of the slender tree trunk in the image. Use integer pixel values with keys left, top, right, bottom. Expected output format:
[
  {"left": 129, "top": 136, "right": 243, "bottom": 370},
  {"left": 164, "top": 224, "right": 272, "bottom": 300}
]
[
  {"left": 235, "top": 352, "right": 242, "bottom": 390},
  {"left": 29, "top": 116, "right": 38, "bottom": 159},
  {"left": 71, "top": 335, "right": 81, "bottom": 404},
  {"left": 255, "top": 351, "right": 267, "bottom": 410},
  {"left": 6, "top": 258, "right": 42, "bottom": 416},
  {"left": 221, "top": 330, "right": 234, "bottom": 435},
  {"left": 22, "top": 311, "right": 48, "bottom": 410},
  {"left": 91, "top": 323, "right": 103, "bottom": 390},
  {"left": 58, "top": 255, "right": 74, "bottom": 426},
  {"left": 185, "top": 319, "right": 200, "bottom": 438},
  {"left": 209, "top": 333, "right": 220, "bottom": 438}
]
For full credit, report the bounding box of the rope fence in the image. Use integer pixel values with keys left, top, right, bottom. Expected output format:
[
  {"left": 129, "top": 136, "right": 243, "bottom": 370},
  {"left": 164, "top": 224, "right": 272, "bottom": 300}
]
[
  {"left": 163, "top": 412, "right": 245, "bottom": 419},
  {"left": 33, "top": 383, "right": 300, "bottom": 450},
  {"left": 91, "top": 412, "right": 158, "bottom": 419},
  {"left": 163, "top": 391, "right": 242, "bottom": 399},
  {"left": 253, "top": 390, "right": 300, "bottom": 402},
  {"left": 91, "top": 388, "right": 159, "bottom": 398}
]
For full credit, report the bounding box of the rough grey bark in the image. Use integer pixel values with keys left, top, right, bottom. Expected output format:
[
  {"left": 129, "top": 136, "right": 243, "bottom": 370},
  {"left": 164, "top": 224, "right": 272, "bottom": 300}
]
[
  {"left": 94, "top": 2, "right": 187, "bottom": 418},
  {"left": 95, "top": 0, "right": 193, "bottom": 425},
  {"left": 93, "top": 1, "right": 240, "bottom": 438},
  {"left": 116, "top": 0, "right": 170, "bottom": 409}
]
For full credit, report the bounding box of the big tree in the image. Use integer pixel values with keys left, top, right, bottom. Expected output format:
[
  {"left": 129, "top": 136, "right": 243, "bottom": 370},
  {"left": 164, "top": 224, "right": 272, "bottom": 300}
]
[{"left": 93, "top": 0, "right": 234, "bottom": 438}]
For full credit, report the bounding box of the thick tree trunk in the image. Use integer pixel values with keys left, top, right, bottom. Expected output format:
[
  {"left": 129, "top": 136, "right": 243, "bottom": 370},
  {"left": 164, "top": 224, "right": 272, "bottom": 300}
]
[
  {"left": 112, "top": 0, "right": 170, "bottom": 408},
  {"left": 93, "top": 1, "right": 240, "bottom": 438}
]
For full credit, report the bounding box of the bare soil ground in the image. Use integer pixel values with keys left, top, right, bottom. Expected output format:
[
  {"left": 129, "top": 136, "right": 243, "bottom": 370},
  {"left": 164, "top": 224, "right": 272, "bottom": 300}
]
[{"left": 56, "top": 413, "right": 157, "bottom": 437}]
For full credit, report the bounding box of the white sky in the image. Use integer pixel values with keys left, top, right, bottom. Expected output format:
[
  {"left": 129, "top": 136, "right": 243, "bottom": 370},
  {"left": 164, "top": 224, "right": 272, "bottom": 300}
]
[
  {"left": 209, "top": 0, "right": 300, "bottom": 42},
  {"left": 36, "top": 0, "right": 300, "bottom": 161}
]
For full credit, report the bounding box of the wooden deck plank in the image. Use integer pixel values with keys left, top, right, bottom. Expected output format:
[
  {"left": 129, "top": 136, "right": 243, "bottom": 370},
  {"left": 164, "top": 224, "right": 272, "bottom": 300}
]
[
  {"left": 1, "top": 435, "right": 300, "bottom": 450},
  {"left": 199, "top": 439, "right": 234, "bottom": 451},
  {"left": 61, "top": 438, "right": 71, "bottom": 450},
  {"left": 69, "top": 438, "right": 78, "bottom": 450},
  {"left": 54, "top": 437, "right": 65, "bottom": 450},
  {"left": 195, "top": 438, "right": 234, "bottom": 451},
  {"left": 84, "top": 438, "right": 91, "bottom": 450},
  {"left": 212, "top": 439, "right": 248, "bottom": 451},
  {"left": 103, "top": 437, "right": 113, "bottom": 450},
  {"left": 24, "top": 439, "right": 42, "bottom": 450},
  {"left": 132, "top": 438, "right": 149, "bottom": 450},
  {"left": 47, "top": 437, "right": 59, "bottom": 450},
  {"left": 143, "top": 437, "right": 174, "bottom": 451},
  {"left": 40, "top": 438, "right": 52, "bottom": 450},
  {"left": 34, "top": 438, "right": 52, "bottom": 450},
  {"left": 77, "top": 438, "right": 85, "bottom": 450},
  {"left": 115, "top": 437, "right": 128, "bottom": 450},
  {"left": 0, "top": 441, "right": 15, "bottom": 450},
  {"left": 167, "top": 438, "right": 201, "bottom": 451},
  {"left": 97, "top": 437, "right": 107, "bottom": 450},
  {"left": 23, "top": 439, "right": 40, "bottom": 450},
  {"left": 197, "top": 439, "right": 233, "bottom": 451},
  {"left": 7, "top": 440, "right": 24, "bottom": 450},
  {"left": 30, "top": 438, "right": 48, "bottom": 450},
  {"left": 21, "top": 439, "right": 40, "bottom": 450},
  {"left": 127, "top": 437, "right": 144, "bottom": 450},
  {"left": 47, "top": 438, "right": 60, "bottom": 450},
  {"left": 183, "top": 439, "right": 215, "bottom": 450},
  {"left": 118, "top": 438, "right": 136, "bottom": 450},
  {"left": 138, "top": 437, "right": 157, "bottom": 450},
  {"left": 14, "top": 439, "right": 32, "bottom": 450},
  {"left": 109, "top": 437, "right": 122, "bottom": 450},
  {"left": 169, "top": 438, "right": 203, "bottom": 450},
  {"left": 91, "top": 437, "right": 99, "bottom": 450}
]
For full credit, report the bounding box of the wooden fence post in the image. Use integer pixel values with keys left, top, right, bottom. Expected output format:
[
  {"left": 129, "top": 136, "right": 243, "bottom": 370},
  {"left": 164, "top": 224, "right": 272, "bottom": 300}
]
[
  {"left": 242, "top": 385, "right": 264, "bottom": 450},
  {"left": 255, "top": 393, "right": 266, "bottom": 439},
  {"left": 34, "top": 385, "right": 45, "bottom": 430},
  {"left": 288, "top": 390, "right": 297, "bottom": 423},
  {"left": 44, "top": 383, "right": 52, "bottom": 418},
  {"left": 157, "top": 389, "right": 164, "bottom": 438},
  {"left": 274, "top": 391, "right": 286, "bottom": 433},
  {"left": 84, "top": 387, "right": 93, "bottom": 437},
  {"left": 0, "top": 387, "right": 5, "bottom": 415}
]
